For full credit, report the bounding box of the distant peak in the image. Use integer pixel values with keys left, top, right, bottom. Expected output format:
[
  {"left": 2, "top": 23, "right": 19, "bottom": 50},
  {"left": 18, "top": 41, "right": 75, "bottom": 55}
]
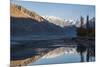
[{"left": 42, "top": 15, "right": 64, "bottom": 20}]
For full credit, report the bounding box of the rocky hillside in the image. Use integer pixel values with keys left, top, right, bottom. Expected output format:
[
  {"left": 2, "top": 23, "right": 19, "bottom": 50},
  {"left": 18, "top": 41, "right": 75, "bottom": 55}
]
[
  {"left": 11, "top": 4, "right": 43, "bottom": 22},
  {"left": 11, "top": 4, "right": 64, "bottom": 36}
]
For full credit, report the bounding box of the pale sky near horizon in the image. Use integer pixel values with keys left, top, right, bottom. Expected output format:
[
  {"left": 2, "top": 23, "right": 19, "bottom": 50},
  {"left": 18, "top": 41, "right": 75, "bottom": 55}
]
[{"left": 11, "top": 0, "right": 95, "bottom": 20}]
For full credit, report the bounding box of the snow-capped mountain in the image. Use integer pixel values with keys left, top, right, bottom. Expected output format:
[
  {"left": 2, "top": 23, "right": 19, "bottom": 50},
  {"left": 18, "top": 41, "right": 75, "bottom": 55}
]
[
  {"left": 11, "top": 4, "right": 65, "bottom": 36},
  {"left": 42, "top": 16, "right": 77, "bottom": 38},
  {"left": 42, "top": 16, "right": 65, "bottom": 27},
  {"left": 43, "top": 16, "right": 79, "bottom": 27},
  {"left": 65, "top": 19, "right": 76, "bottom": 26}
]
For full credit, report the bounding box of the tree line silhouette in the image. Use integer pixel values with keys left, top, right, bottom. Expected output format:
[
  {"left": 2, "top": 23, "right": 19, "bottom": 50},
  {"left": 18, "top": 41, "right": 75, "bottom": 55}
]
[{"left": 77, "top": 15, "right": 95, "bottom": 37}]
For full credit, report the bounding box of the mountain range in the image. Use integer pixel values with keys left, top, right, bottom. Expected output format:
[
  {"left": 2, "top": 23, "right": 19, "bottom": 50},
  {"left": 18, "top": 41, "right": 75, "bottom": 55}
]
[
  {"left": 11, "top": 4, "right": 95, "bottom": 39},
  {"left": 11, "top": 4, "right": 65, "bottom": 36}
]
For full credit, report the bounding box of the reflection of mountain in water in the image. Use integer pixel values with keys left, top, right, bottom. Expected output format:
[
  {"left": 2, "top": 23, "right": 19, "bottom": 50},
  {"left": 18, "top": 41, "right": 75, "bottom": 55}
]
[
  {"left": 42, "top": 47, "right": 77, "bottom": 59},
  {"left": 11, "top": 38, "right": 95, "bottom": 66},
  {"left": 28, "top": 45, "right": 95, "bottom": 65}
]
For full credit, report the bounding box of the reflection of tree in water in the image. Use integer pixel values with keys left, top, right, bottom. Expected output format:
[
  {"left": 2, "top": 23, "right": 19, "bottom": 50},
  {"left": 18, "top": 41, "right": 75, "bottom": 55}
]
[
  {"left": 86, "top": 45, "right": 95, "bottom": 62},
  {"left": 76, "top": 44, "right": 86, "bottom": 62},
  {"left": 76, "top": 43, "right": 95, "bottom": 62}
]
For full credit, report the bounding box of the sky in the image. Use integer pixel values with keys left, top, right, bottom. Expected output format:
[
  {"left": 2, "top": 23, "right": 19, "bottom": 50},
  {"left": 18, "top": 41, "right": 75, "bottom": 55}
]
[{"left": 11, "top": 0, "right": 95, "bottom": 20}]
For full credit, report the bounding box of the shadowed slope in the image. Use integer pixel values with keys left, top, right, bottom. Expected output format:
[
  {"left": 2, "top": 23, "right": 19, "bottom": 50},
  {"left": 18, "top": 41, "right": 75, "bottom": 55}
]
[{"left": 11, "top": 4, "right": 64, "bottom": 36}]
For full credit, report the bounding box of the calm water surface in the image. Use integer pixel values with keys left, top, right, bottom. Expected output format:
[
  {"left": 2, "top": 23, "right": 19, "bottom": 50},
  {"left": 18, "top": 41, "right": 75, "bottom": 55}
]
[{"left": 11, "top": 39, "right": 95, "bottom": 65}]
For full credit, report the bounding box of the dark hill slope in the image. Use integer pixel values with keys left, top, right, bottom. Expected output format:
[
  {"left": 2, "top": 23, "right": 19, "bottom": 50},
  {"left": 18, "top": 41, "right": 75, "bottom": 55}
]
[{"left": 11, "top": 4, "right": 64, "bottom": 36}]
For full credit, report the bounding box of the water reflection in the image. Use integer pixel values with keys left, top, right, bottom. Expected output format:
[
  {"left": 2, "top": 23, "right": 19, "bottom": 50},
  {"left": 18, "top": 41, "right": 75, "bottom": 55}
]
[
  {"left": 76, "top": 43, "right": 95, "bottom": 62},
  {"left": 11, "top": 39, "right": 95, "bottom": 66},
  {"left": 77, "top": 44, "right": 86, "bottom": 62},
  {"left": 28, "top": 44, "right": 95, "bottom": 65}
]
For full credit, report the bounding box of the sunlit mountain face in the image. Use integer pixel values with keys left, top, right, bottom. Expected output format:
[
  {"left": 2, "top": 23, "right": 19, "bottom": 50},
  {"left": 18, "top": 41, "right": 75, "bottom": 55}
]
[
  {"left": 43, "top": 15, "right": 95, "bottom": 28},
  {"left": 10, "top": 4, "right": 77, "bottom": 48},
  {"left": 42, "top": 15, "right": 77, "bottom": 27},
  {"left": 11, "top": 4, "right": 66, "bottom": 37},
  {"left": 42, "top": 16, "right": 65, "bottom": 27}
]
